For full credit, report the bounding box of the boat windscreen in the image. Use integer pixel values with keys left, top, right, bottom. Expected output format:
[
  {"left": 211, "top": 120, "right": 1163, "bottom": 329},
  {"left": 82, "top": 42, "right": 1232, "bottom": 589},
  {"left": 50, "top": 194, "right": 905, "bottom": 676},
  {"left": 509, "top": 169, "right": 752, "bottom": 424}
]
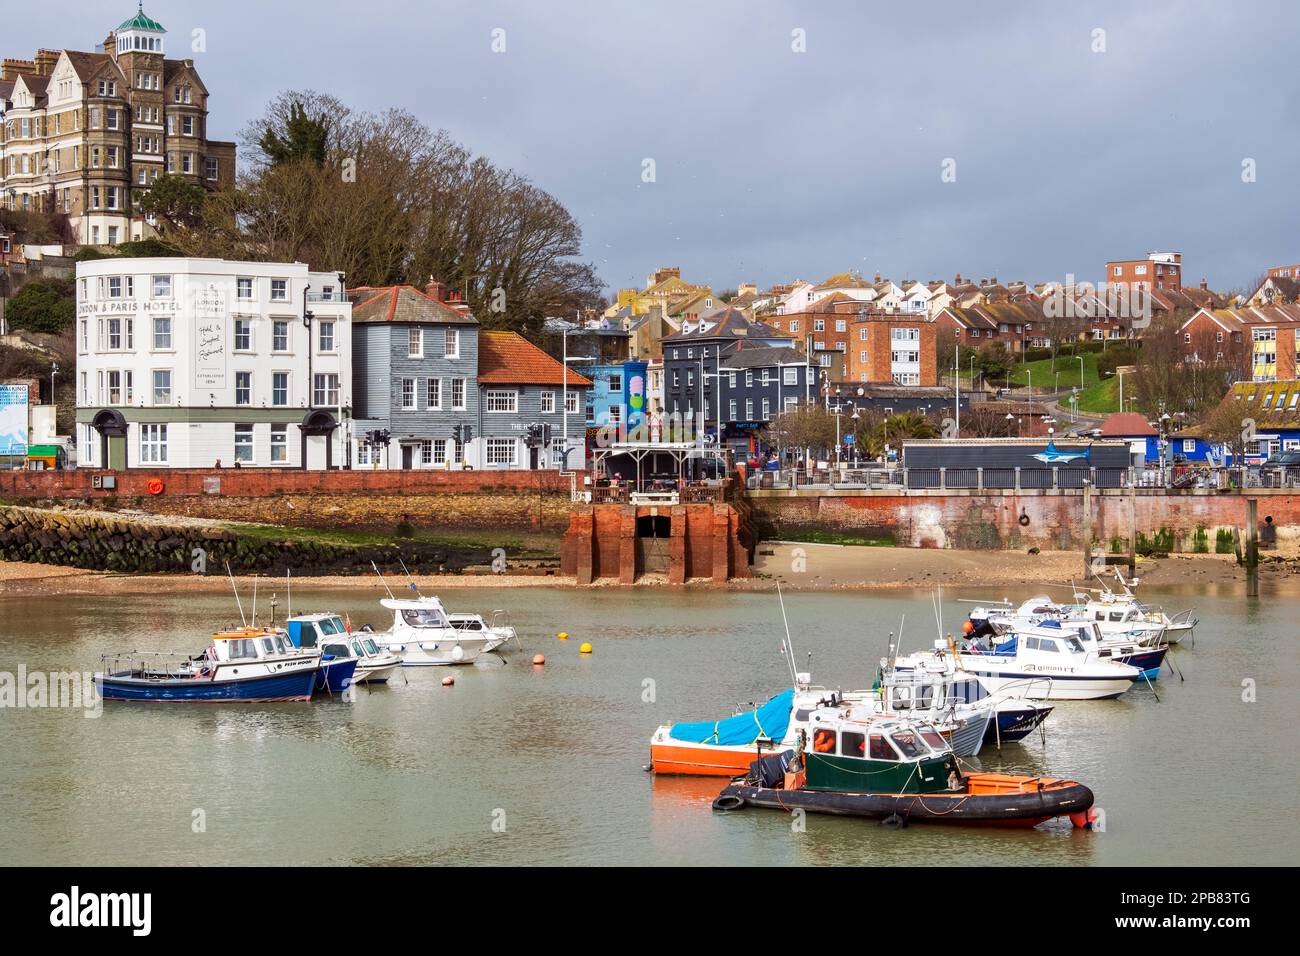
[
  {"left": 403, "top": 608, "right": 448, "bottom": 628},
  {"left": 919, "top": 730, "right": 948, "bottom": 752},
  {"left": 889, "top": 730, "right": 926, "bottom": 759}
]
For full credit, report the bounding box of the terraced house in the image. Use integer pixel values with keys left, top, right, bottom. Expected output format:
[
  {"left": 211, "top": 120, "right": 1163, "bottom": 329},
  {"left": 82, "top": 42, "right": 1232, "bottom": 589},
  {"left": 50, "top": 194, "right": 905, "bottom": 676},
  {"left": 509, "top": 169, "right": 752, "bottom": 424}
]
[
  {"left": 476, "top": 331, "right": 592, "bottom": 471},
  {"left": 0, "top": 5, "right": 235, "bottom": 246}
]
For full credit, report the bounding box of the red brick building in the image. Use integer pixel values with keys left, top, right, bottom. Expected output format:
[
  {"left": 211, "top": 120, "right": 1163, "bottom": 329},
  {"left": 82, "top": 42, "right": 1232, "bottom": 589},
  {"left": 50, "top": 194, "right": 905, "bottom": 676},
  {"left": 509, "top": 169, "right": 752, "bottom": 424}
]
[
  {"left": 846, "top": 313, "right": 939, "bottom": 386},
  {"left": 1106, "top": 252, "right": 1182, "bottom": 291}
]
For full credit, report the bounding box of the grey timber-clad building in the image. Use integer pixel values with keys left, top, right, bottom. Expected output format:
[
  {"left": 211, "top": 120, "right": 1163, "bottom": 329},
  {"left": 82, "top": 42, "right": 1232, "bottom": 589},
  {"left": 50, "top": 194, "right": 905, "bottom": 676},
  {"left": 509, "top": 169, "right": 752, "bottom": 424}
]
[{"left": 349, "top": 281, "right": 480, "bottom": 469}]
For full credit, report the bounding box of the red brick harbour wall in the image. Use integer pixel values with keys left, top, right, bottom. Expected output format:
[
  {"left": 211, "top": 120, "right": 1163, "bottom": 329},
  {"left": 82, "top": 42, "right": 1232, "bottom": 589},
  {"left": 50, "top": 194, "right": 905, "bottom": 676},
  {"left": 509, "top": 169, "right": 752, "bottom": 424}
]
[
  {"left": 562, "top": 504, "right": 752, "bottom": 584},
  {"left": 0, "top": 468, "right": 584, "bottom": 533},
  {"left": 6, "top": 468, "right": 1297, "bottom": 551},
  {"left": 0, "top": 467, "right": 578, "bottom": 498},
  {"left": 751, "top": 488, "right": 1300, "bottom": 551}
]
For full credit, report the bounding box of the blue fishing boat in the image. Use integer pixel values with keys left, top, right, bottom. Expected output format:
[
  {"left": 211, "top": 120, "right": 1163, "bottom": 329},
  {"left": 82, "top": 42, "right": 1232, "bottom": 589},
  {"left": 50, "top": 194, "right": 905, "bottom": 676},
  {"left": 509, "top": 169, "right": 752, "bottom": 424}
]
[{"left": 96, "top": 628, "right": 321, "bottom": 702}]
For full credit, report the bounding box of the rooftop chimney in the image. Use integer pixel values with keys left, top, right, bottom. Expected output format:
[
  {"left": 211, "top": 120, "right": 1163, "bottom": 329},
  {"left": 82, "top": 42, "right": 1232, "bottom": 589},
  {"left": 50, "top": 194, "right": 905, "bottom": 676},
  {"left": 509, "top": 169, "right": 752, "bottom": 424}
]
[
  {"left": 1200, "top": 276, "right": 1208, "bottom": 292},
  {"left": 103, "top": 32, "right": 117, "bottom": 58},
  {"left": 34, "top": 49, "right": 59, "bottom": 75},
  {"left": 873, "top": 272, "right": 882, "bottom": 284},
  {"left": 424, "top": 278, "right": 446, "bottom": 301},
  {"left": 954, "top": 272, "right": 963, "bottom": 285}
]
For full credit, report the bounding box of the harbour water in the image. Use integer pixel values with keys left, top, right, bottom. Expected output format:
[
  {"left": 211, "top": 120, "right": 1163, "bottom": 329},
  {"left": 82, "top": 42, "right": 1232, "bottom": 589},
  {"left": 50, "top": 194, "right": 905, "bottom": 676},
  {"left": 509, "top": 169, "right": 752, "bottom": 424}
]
[{"left": 1, "top": 584, "right": 1295, "bottom": 866}]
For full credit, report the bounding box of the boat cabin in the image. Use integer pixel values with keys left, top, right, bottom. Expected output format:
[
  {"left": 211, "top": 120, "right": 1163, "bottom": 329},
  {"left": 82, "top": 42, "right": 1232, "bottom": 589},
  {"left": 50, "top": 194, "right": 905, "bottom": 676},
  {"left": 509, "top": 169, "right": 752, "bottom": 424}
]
[
  {"left": 204, "top": 628, "right": 306, "bottom": 665},
  {"left": 803, "top": 713, "right": 957, "bottom": 794},
  {"left": 286, "top": 613, "right": 349, "bottom": 649},
  {"left": 381, "top": 596, "right": 454, "bottom": 633}
]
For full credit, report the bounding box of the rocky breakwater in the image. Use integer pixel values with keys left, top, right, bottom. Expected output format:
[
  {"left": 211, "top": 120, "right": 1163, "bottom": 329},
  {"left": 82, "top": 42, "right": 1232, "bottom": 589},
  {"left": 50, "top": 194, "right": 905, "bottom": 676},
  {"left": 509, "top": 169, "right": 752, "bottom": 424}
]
[{"left": 0, "top": 506, "right": 524, "bottom": 575}]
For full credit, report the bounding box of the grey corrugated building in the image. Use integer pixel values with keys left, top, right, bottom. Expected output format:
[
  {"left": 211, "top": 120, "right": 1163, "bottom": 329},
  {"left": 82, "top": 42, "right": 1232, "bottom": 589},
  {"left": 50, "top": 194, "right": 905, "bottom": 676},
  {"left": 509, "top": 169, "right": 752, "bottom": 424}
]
[{"left": 902, "top": 438, "right": 1132, "bottom": 488}]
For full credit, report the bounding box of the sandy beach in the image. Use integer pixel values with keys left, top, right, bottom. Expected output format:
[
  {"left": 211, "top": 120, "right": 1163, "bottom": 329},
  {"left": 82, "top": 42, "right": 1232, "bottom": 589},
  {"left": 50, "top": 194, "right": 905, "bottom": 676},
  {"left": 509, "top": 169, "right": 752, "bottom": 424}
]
[{"left": 0, "top": 544, "right": 1290, "bottom": 596}]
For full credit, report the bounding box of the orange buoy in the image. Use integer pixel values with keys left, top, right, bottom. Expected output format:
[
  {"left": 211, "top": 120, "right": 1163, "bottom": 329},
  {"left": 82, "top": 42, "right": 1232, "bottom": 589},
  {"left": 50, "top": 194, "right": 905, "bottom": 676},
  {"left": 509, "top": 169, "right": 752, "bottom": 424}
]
[
  {"left": 531, "top": 654, "right": 546, "bottom": 666},
  {"left": 441, "top": 676, "right": 455, "bottom": 687},
  {"left": 962, "top": 620, "right": 974, "bottom": 634},
  {"left": 147, "top": 478, "right": 165, "bottom": 496}
]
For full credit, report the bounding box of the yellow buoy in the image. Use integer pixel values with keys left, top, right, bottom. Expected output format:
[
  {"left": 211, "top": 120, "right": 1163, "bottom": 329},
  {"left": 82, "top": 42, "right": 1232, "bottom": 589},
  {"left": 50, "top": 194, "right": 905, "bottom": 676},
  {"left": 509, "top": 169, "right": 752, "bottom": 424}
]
[
  {"left": 441, "top": 676, "right": 455, "bottom": 686},
  {"left": 579, "top": 642, "right": 593, "bottom": 654},
  {"left": 557, "top": 631, "right": 568, "bottom": 640},
  {"left": 532, "top": 654, "right": 546, "bottom": 666}
]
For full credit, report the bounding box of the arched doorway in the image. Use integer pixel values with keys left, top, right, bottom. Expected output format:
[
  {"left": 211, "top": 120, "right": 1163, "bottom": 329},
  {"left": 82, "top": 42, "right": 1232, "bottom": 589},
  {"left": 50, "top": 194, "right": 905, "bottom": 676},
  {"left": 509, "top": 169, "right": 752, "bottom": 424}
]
[
  {"left": 300, "top": 410, "right": 337, "bottom": 470},
  {"left": 91, "top": 408, "right": 128, "bottom": 469}
]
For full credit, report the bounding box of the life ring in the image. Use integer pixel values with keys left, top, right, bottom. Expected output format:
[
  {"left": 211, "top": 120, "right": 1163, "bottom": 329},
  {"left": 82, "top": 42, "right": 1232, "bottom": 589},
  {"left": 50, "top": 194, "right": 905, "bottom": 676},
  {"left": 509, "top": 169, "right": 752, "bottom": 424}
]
[
  {"left": 147, "top": 478, "right": 165, "bottom": 496},
  {"left": 711, "top": 794, "right": 746, "bottom": 812},
  {"left": 1018, "top": 513, "right": 1030, "bottom": 526}
]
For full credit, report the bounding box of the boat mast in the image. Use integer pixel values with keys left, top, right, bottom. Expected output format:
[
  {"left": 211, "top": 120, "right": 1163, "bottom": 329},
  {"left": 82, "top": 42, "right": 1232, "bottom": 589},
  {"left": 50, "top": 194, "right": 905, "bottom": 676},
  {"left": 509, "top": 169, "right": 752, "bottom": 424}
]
[
  {"left": 398, "top": 557, "right": 422, "bottom": 598},
  {"left": 224, "top": 561, "right": 247, "bottom": 627},
  {"left": 776, "top": 584, "right": 799, "bottom": 688},
  {"left": 370, "top": 561, "right": 396, "bottom": 600}
]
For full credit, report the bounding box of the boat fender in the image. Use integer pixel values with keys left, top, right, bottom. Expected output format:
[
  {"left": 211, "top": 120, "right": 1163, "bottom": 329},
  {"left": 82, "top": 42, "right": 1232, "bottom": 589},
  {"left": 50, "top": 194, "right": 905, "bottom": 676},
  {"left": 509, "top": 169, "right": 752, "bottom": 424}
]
[
  {"left": 1018, "top": 512, "right": 1031, "bottom": 526},
  {"left": 711, "top": 794, "right": 746, "bottom": 812},
  {"left": 880, "top": 812, "right": 908, "bottom": 829}
]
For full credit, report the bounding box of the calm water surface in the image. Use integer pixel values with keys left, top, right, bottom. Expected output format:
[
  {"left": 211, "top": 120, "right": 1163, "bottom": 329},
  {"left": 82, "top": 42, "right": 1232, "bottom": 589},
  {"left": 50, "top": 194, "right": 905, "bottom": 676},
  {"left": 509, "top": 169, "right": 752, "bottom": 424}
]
[{"left": 1, "top": 582, "right": 1295, "bottom": 865}]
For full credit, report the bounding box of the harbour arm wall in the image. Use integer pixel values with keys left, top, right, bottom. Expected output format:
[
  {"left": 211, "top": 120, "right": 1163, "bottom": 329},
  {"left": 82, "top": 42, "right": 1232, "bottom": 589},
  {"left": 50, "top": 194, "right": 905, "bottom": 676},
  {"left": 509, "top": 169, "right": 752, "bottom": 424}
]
[
  {"left": 2, "top": 470, "right": 1298, "bottom": 579},
  {"left": 749, "top": 487, "right": 1300, "bottom": 553},
  {"left": 0, "top": 468, "right": 578, "bottom": 534}
]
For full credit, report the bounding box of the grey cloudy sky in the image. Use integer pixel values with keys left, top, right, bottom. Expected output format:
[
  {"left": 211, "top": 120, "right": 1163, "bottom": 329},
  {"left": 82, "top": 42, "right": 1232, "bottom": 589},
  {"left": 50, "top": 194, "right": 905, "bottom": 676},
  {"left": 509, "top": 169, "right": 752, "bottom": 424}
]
[{"left": 16, "top": 1, "right": 1300, "bottom": 293}]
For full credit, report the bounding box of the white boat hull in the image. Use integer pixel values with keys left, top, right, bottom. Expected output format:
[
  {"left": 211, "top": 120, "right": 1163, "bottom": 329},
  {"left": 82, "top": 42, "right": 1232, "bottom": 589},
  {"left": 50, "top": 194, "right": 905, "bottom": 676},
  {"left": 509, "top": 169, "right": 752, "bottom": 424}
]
[
  {"left": 375, "top": 635, "right": 493, "bottom": 666},
  {"left": 354, "top": 660, "right": 402, "bottom": 683},
  {"left": 959, "top": 663, "right": 1135, "bottom": 700}
]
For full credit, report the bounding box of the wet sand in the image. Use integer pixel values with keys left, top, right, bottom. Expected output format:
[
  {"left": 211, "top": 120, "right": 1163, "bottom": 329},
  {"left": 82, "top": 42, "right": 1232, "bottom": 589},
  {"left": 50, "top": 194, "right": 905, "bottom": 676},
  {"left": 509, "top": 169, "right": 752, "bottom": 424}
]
[{"left": 1, "top": 545, "right": 1290, "bottom": 596}]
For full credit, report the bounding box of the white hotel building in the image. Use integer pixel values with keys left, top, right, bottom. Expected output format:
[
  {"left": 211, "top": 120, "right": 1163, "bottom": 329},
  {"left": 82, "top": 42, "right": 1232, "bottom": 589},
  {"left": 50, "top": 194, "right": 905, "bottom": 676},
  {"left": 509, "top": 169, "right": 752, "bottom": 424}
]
[{"left": 75, "top": 258, "right": 352, "bottom": 469}]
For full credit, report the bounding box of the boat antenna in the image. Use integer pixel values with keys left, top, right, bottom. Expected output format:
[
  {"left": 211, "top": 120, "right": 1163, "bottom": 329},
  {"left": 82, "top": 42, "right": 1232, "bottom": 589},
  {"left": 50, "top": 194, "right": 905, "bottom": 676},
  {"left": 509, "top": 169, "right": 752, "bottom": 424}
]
[
  {"left": 398, "top": 557, "right": 422, "bottom": 597},
  {"left": 931, "top": 587, "right": 943, "bottom": 641},
  {"left": 286, "top": 568, "right": 292, "bottom": 620},
  {"left": 224, "top": 561, "right": 247, "bottom": 627},
  {"left": 251, "top": 576, "right": 258, "bottom": 627},
  {"left": 884, "top": 615, "right": 904, "bottom": 674},
  {"left": 370, "top": 560, "right": 395, "bottom": 600},
  {"left": 776, "top": 584, "right": 799, "bottom": 688}
]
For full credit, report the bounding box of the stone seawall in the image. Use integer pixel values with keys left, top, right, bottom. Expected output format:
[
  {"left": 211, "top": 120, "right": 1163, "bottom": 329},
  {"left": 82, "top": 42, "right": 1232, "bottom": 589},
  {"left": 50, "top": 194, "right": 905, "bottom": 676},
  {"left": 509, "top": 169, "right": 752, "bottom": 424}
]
[
  {"left": 749, "top": 488, "right": 1300, "bottom": 552},
  {"left": 0, "top": 506, "right": 516, "bottom": 575}
]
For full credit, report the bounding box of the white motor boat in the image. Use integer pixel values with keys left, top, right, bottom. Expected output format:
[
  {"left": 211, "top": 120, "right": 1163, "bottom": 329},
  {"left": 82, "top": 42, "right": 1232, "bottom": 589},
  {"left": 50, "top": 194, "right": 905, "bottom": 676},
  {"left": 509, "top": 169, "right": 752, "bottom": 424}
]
[
  {"left": 900, "top": 631, "right": 1141, "bottom": 701},
  {"left": 292, "top": 614, "right": 403, "bottom": 685},
  {"left": 972, "top": 595, "right": 1170, "bottom": 647},
  {"left": 872, "top": 648, "right": 1053, "bottom": 752},
  {"left": 369, "top": 595, "right": 495, "bottom": 666},
  {"left": 447, "top": 610, "right": 518, "bottom": 654}
]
